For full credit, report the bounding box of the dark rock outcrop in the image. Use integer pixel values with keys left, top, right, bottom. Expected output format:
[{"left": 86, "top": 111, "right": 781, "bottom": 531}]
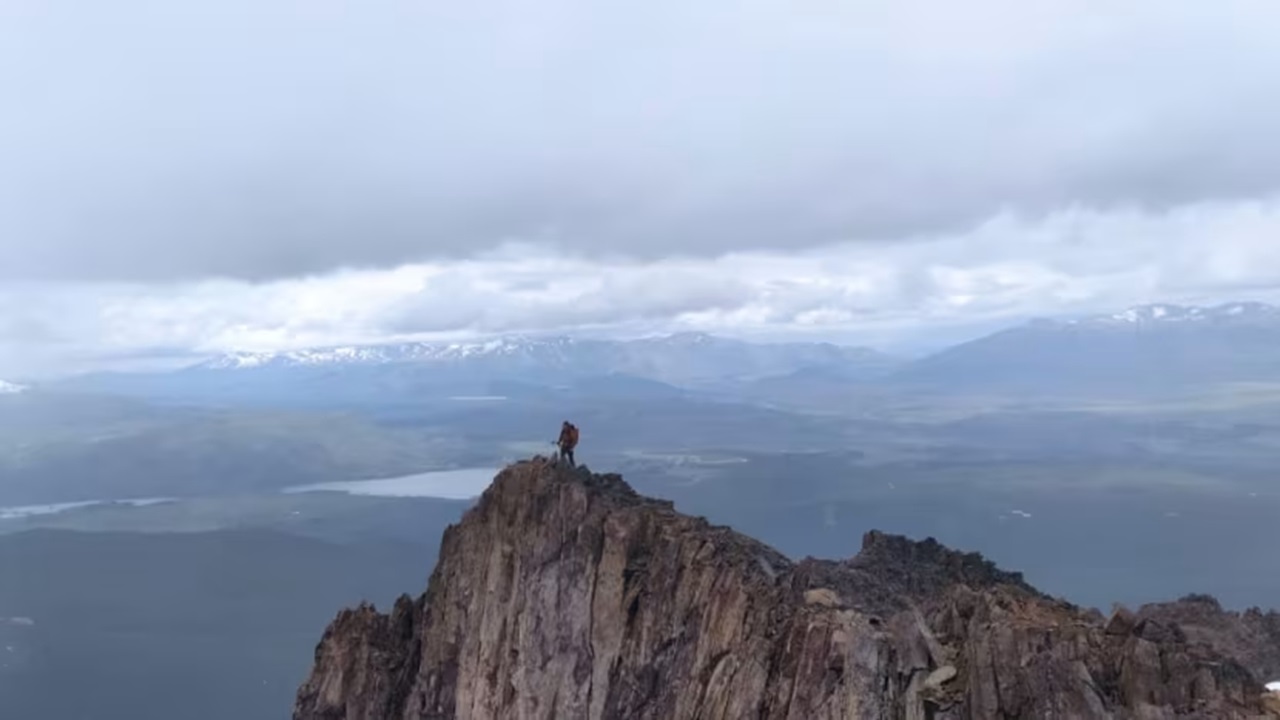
[
  {"left": 294, "top": 459, "right": 1279, "bottom": 719},
  {"left": 1136, "top": 593, "right": 1280, "bottom": 687}
]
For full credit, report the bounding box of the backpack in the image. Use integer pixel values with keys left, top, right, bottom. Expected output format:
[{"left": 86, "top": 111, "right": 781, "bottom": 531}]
[{"left": 567, "top": 423, "right": 579, "bottom": 447}]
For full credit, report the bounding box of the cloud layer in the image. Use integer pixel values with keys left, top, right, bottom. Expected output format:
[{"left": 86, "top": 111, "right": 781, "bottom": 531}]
[
  {"left": 3, "top": 1, "right": 1280, "bottom": 282},
  {"left": 6, "top": 194, "right": 1280, "bottom": 377},
  {"left": 3, "top": 1, "right": 1280, "bottom": 376}
]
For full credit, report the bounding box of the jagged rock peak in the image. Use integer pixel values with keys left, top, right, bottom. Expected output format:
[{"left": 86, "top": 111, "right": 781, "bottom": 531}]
[
  {"left": 294, "top": 460, "right": 1279, "bottom": 719},
  {"left": 851, "top": 529, "right": 1041, "bottom": 598}
]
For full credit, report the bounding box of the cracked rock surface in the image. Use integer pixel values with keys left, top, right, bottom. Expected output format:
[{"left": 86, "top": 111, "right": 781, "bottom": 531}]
[{"left": 294, "top": 459, "right": 1279, "bottom": 719}]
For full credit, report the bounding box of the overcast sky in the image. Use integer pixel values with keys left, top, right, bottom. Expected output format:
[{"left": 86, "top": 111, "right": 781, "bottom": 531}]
[{"left": 3, "top": 1, "right": 1280, "bottom": 376}]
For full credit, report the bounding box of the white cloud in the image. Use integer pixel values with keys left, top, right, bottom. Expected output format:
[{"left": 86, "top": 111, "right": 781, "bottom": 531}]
[
  {"left": 5, "top": 194, "right": 1280, "bottom": 377},
  {"left": 3, "top": 0, "right": 1280, "bottom": 374},
  {"left": 1, "top": 1, "right": 1280, "bottom": 280}
]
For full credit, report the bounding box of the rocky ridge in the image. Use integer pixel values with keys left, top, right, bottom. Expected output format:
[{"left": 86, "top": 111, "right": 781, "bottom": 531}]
[
  {"left": 1135, "top": 594, "right": 1280, "bottom": 688},
  {"left": 294, "top": 460, "right": 1279, "bottom": 719}
]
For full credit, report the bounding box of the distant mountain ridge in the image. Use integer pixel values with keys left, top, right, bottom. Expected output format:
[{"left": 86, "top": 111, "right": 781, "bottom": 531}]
[
  {"left": 48, "top": 300, "right": 1280, "bottom": 405},
  {"left": 189, "top": 332, "right": 902, "bottom": 395},
  {"left": 196, "top": 332, "right": 895, "bottom": 378},
  {"left": 1052, "top": 301, "right": 1280, "bottom": 328},
  {"left": 53, "top": 332, "right": 899, "bottom": 407},
  {"left": 891, "top": 300, "right": 1280, "bottom": 395},
  {"left": 198, "top": 335, "right": 585, "bottom": 370}
]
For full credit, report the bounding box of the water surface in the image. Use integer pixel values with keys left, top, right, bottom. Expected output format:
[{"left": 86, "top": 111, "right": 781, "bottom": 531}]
[
  {"left": 283, "top": 467, "right": 498, "bottom": 500},
  {"left": 0, "top": 498, "right": 173, "bottom": 521}
]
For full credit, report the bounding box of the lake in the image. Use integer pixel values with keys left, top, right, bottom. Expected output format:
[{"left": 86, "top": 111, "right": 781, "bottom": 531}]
[
  {"left": 282, "top": 467, "right": 499, "bottom": 500},
  {"left": 0, "top": 498, "right": 174, "bottom": 521}
]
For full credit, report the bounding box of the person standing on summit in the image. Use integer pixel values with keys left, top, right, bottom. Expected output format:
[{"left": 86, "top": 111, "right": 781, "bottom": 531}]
[{"left": 557, "top": 421, "right": 579, "bottom": 468}]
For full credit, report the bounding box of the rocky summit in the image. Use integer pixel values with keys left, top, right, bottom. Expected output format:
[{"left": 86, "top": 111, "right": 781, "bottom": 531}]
[{"left": 293, "top": 459, "right": 1280, "bottom": 719}]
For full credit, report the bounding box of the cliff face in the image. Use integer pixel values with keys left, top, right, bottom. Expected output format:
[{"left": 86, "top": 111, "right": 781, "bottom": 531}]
[
  {"left": 294, "top": 459, "right": 1279, "bottom": 719},
  {"left": 1136, "top": 594, "right": 1280, "bottom": 687}
]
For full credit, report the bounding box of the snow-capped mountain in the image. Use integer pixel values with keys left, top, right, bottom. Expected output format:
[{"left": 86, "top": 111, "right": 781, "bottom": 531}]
[
  {"left": 40, "top": 332, "right": 902, "bottom": 407},
  {"left": 896, "top": 301, "right": 1280, "bottom": 393},
  {"left": 193, "top": 333, "right": 897, "bottom": 384},
  {"left": 0, "top": 380, "right": 27, "bottom": 394},
  {"left": 199, "top": 336, "right": 582, "bottom": 370},
  {"left": 1065, "top": 302, "right": 1280, "bottom": 327}
]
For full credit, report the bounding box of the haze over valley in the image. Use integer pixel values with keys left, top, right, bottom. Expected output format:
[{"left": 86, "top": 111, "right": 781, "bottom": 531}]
[
  {"left": 1, "top": 302, "right": 1279, "bottom": 717},
  {"left": 4, "top": 1, "right": 1280, "bottom": 716}
]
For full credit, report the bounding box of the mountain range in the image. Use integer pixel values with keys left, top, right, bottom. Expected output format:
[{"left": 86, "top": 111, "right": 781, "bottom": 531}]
[
  {"left": 50, "top": 332, "right": 901, "bottom": 407},
  {"left": 197, "top": 332, "right": 899, "bottom": 384},
  {"left": 1068, "top": 302, "right": 1280, "bottom": 327},
  {"left": 894, "top": 301, "right": 1280, "bottom": 394},
  {"left": 41, "top": 301, "right": 1280, "bottom": 406}
]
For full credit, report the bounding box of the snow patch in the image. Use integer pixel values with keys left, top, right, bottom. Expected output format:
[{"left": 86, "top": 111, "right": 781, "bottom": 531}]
[
  {"left": 1084, "top": 301, "right": 1280, "bottom": 328},
  {"left": 199, "top": 336, "right": 584, "bottom": 370},
  {"left": 1011, "top": 509, "right": 1032, "bottom": 518},
  {"left": 1267, "top": 680, "right": 1280, "bottom": 693}
]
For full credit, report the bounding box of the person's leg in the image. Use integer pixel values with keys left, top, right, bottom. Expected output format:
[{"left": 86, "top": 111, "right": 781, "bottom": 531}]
[{"left": 567, "top": 448, "right": 575, "bottom": 467}]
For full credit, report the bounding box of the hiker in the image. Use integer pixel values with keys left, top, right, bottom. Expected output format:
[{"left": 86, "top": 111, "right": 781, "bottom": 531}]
[{"left": 556, "top": 420, "right": 579, "bottom": 467}]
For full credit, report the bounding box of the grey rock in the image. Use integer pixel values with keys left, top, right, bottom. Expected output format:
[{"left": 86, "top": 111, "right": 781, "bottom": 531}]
[{"left": 294, "top": 461, "right": 1278, "bottom": 720}]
